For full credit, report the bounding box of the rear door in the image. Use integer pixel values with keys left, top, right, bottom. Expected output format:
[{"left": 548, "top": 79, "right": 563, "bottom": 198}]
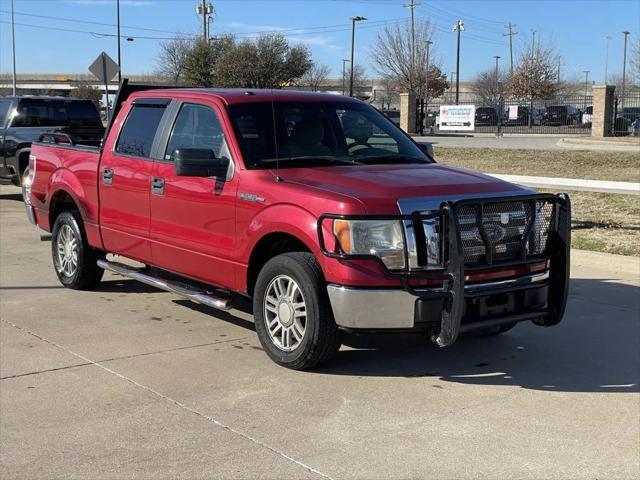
[
  {"left": 148, "top": 100, "right": 239, "bottom": 289},
  {"left": 0, "top": 99, "right": 13, "bottom": 170},
  {"left": 98, "top": 98, "right": 170, "bottom": 263}
]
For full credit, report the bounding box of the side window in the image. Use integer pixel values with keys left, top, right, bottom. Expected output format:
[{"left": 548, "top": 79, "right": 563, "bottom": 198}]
[
  {"left": 12, "top": 101, "right": 48, "bottom": 127},
  {"left": 116, "top": 104, "right": 167, "bottom": 158},
  {"left": 164, "top": 103, "right": 230, "bottom": 161},
  {"left": 0, "top": 100, "right": 11, "bottom": 128}
]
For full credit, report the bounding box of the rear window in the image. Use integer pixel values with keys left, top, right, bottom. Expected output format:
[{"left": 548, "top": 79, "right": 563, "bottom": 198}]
[
  {"left": 0, "top": 100, "right": 11, "bottom": 127},
  {"left": 476, "top": 108, "right": 495, "bottom": 114},
  {"left": 115, "top": 103, "right": 167, "bottom": 158},
  {"left": 547, "top": 106, "right": 567, "bottom": 114},
  {"left": 11, "top": 99, "right": 101, "bottom": 128}
]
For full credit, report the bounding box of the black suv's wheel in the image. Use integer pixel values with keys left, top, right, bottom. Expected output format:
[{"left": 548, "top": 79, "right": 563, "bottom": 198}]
[
  {"left": 253, "top": 252, "right": 342, "bottom": 370},
  {"left": 51, "top": 211, "right": 105, "bottom": 290}
]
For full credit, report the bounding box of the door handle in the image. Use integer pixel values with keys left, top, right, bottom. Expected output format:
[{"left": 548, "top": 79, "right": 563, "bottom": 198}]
[
  {"left": 151, "top": 177, "right": 165, "bottom": 195},
  {"left": 102, "top": 168, "right": 113, "bottom": 185}
]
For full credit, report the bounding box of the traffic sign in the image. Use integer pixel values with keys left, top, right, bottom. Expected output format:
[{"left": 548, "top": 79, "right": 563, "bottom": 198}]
[{"left": 88, "top": 52, "right": 119, "bottom": 84}]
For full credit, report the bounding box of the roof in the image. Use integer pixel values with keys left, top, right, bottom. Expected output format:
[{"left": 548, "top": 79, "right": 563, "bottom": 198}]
[
  {"left": 130, "top": 88, "right": 363, "bottom": 106},
  {"left": 0, "top": 95, "right": 92, "bottom": 102}
]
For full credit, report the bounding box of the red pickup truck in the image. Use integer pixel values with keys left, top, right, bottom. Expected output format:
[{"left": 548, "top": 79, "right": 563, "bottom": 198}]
[{"left": 25, "top": 82, "right": 571, "bottom": 370}]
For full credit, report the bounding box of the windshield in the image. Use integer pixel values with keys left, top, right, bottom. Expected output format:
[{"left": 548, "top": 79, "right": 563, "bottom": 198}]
[
  {"left": 227, "top": 100, "right": 430, "bottom": 169},
  {"left": 11, "top": 100, "right": 102, "bottom": 128}
]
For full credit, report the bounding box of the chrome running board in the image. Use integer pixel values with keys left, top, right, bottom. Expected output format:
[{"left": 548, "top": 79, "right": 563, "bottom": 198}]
[{"left": 97, "top": 259, "right": 232, "bottom": 311}]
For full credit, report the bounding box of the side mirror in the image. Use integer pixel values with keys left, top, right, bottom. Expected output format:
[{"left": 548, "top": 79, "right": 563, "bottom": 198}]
[
  {"left": 417, "top": 142, "right": 434, "bottom": 159},
  {"left": 173, "top": 148, "right": 229, "bottom": 179}
]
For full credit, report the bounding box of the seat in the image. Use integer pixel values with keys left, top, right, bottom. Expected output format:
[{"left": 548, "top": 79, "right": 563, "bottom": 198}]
[{"left": 285, "top": 119, "right": 332, "bottom": 157}]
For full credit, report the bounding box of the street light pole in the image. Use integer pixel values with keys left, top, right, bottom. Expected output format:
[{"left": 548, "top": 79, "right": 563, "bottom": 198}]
[
  {"left": 11, "top": 0, "right": 17, "bottom": 95},
  {"left": 349, "top": 16, "right": 366, "bottom": 97},
  {"left": 452, "top": 20, "right": 464, "bottom": 105},
  {"left": 494, "top": 55, "right": 501, "bottom": 95},
  {"left": 531, "top": 29, "right": 536, "bottom": 56},
  {"left": 621, "top": 31, "right": 630, "bottom": 102},
  {"left": 425, "top": 40, "right": 432, "bottom": 109},
  {"left": 583, "top": 70, "right": 590, "bottom": 96}
]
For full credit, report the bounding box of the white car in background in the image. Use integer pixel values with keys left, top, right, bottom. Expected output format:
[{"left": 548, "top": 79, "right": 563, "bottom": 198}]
[{"left": 582, "top": 106, "right": 593, "bottom": 126}]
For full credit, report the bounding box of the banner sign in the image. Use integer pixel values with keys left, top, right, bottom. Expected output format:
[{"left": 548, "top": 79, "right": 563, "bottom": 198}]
[
  {"left": 508, "top": 105, "right": 519, "bottom": 120},
  {"left": 439, "top": 105, "right": 475, "bottom": 131}
]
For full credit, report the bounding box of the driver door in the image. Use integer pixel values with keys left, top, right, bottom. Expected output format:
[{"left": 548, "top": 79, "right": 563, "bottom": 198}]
[{"left": 149, "top": 101, "right": 239, "bottom": 290}]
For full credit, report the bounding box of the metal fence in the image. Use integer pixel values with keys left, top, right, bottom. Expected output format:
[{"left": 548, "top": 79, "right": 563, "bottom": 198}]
[
  {"left": 417, "top": 95, "right": 593, "bottom": 135},
  {"left": 612, "top": 90, "right": 640, "bottom": 136}
]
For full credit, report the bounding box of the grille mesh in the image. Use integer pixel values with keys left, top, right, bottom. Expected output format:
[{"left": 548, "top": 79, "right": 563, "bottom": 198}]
[{"left": 456, "top": 199, "right": 556, "bottom": 266}]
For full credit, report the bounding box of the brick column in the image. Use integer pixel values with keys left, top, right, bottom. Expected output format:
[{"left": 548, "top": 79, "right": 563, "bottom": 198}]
[
  {"left": 400, "top": 93, "right": 416, "bottom": 134},
  {"left": 592, "top": 85, "right": 615, "bottom": 137}
]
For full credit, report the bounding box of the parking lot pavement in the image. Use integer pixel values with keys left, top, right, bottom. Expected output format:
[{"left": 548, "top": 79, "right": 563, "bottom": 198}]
[{"left": 1, "top": 184, "right": 639, "bottom": 479}]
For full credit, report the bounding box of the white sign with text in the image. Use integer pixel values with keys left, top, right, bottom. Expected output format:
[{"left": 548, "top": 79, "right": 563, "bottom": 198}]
[{"left": 439, "top": 105, "right": 475, "bottom": 131}]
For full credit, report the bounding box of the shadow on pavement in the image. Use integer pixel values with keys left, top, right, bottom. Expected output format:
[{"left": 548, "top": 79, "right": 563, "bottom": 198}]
[
  {"left": 0, "top": 193, "right": 23, "bottom": 202},
  {"left": 92, "top": 275, "right": 639, "bottom": 393}
]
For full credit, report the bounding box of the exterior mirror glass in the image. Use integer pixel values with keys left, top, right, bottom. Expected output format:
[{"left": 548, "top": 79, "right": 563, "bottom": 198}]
[{"left": 173, "top": 148, "right": 229, "bottom": 178}]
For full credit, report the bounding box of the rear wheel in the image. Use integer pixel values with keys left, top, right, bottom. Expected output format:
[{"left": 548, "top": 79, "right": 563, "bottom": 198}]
[
  {"left": 51, "top": 211, "right": 105, "bottom": 290},
  {"left": 253, "top": 252, "right": 342, "bottom": 370}
]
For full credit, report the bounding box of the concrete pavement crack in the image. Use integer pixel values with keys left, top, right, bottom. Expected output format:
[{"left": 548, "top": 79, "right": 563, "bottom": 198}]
[
  {"left": 1, "top": 319, "right": 333, "bottom": 480},
  {"left": 0, "top": 336, "right": 251, "bottom": 380}
]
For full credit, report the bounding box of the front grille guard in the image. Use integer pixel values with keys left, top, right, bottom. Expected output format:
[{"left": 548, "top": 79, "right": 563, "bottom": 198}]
[{"left": 317, "top": 193, "right": 571, "bottom": 347}]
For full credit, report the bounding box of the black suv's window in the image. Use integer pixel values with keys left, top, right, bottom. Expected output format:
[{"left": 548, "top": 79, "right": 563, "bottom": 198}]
[
  {"left": 11, "top": 99, "right": 102, "bottom": 127},
  {"left": 0, "top": 100, "right": 12, "bottom": 128},
  {"left": 164, "top": 103, "right": 229, "bottom": 161},
  {"left": 116, "top": 104, "right": 166, "bottom": 158}
]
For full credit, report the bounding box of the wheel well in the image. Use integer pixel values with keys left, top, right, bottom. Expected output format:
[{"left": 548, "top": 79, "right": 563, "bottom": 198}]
[
  {"left": 247, "top": 233, "right": 312, "bottom": 297},
  {"left": 49, "top": 191, "right": 80, "bottom": 227},
  {"left": 18, "top": 151, "right": 30, "bottom": 176}
]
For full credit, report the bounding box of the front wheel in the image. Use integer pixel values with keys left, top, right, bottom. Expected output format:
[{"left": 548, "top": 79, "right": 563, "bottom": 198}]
[
  {"left": 51, "top": 211, "right": 105, "bottom": 290},
  {"left": 253, "top": 252, "right": 342, "bottom": 370}
]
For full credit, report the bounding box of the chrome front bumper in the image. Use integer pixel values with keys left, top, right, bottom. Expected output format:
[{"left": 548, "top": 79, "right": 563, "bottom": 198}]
[{"left": 327, "top": 271, "right": 550, "bottom": 330}]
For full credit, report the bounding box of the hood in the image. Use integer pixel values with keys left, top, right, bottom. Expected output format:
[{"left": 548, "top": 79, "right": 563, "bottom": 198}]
[{"left": 280, "top": 163, "right": 530, "bottom": 214}]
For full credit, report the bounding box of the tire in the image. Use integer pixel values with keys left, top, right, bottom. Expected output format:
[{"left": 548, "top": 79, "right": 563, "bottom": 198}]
[
  {"left": 51, "top": 210, "right": 105, "bottom": 290},
  {"left": 253, "top": 252, "right": 342, "bottom": 370}
]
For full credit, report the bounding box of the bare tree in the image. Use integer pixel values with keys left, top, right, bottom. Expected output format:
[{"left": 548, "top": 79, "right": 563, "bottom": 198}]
[
  {"left": 470, "top": 67, "right": 508, "bottom": 105},
  {"left": 69, "top": 82, "right": 102, "bottom": 110},
  {"left": 156, "top": 37, "right": 193, "bottom": 85},
  {"left": 296, "top": 62, "right": 330, "bottom": 91},
  {"left": 506, "top": 42, "right": 561, "bottom": 100},
  {"left": 371, "top": 19, "right": 448, "bottom": 99},
  {"left": 631, "top": 37, "right": 640, "bottom": 86},
  {"left": 342, "top": 64, "right": 369, "bottom": 97},
  {"left": 376, "top": 75, "right": 399, "bottom": 109}
]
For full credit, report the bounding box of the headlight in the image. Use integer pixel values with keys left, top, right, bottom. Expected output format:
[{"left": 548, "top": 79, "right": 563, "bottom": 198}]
[{"left": 334, "top": 219, "right": 406, "bottom": 270}]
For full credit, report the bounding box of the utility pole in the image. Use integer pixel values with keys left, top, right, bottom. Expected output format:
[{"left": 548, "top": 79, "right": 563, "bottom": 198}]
[
  {"left": 583, "top": 70, "right": 590, "bottom": 96},
  {"left": 11, "top": 0, "right": 17, "bottom": 95},
  {"left": 604, "top": 35, "right": 612, "bottom": 83},
  {"left": 503, "top": 23, "right": 517, "bottom": 76},
  {"left": 341, "top": 59, "right": 350, "bottom": 96},
  {"left": 531, "top": 29, "right": 536, "bottom": 57},
  {"left": 494, "top": 55, "right": 501, "bottom": 89},
  {"left": 452, "top": 20, "right": 464, "bottom": 105},
  {"left": 117, "top": 0, "right": 122, "bottom": 85},
  {"left": 621, "top": 31, "right": 630, "bottom": 103},
  {"left": 196, "top": 1, "right": 213, "bottom": 41},
  {"left": 349, "top": 16, "right": 366, "bottom": 97},
  {"left": 404, "top": 1, "right": 419, "bottom": 92}
]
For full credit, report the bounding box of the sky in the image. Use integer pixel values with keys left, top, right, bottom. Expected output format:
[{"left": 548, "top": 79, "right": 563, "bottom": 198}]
[{"left": 0, "top": 0, "right": 638, "bottom": 82}]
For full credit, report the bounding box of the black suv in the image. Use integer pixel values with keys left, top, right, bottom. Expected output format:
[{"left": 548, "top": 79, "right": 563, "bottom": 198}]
[
  {"left": 542, "top": 105, "right": 581, "bottom": 126},
  {"left": 0, "top": 96, "right": 104, "bottom": 186},
  {"left": 475, "top": 107, "right": 500, "bottom": 126}
]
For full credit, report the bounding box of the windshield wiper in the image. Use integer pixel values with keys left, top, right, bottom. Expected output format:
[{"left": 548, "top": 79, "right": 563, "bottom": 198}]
[
  {"left": 354, "top": 154, "right": 428, "bottom": 165},
  {"left": 256, "top": 156, "right": 362, "bottom": 168}
]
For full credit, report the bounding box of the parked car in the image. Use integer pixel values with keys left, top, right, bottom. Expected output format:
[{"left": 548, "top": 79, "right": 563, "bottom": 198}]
[
  {"left": 542, "top": 105, "right": 581, "bottom": 126},
  {"left": 475, "top": 107, "right": 500, "bottom": 126},
  {"left": 25, "top": 81, "right": 571, "bottom": 370},
  {"left": 620, "top": 107, "right": 640, "bottom": 123},
  {"left": 0, "top": 96, "right": 103, "bottom": 187},
  {"left": 581, "top": 106, "right": 593, "bottom": 126},
  {"left": 504, "top": 106, "right": 543, "bottom": 126}
]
